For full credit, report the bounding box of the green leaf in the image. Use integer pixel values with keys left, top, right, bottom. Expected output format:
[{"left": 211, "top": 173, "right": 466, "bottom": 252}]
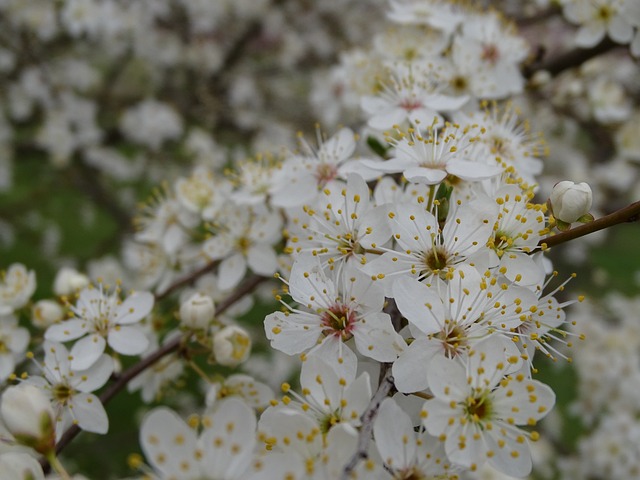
[{"left": 366, "top": 136, "right": 389, "bottom": 158}]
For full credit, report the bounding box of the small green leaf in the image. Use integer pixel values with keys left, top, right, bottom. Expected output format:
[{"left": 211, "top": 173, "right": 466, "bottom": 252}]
[
  {"left": 577, "top": 213, "right": 594, "bottom": 223},
  {"left": 556, "top": 219, "right": 571, "bottom": 231},
  {"left": 366, "top": 136, "right": 389, "bottom": 158}
]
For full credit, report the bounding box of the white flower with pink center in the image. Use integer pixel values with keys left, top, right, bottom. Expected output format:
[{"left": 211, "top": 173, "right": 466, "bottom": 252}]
[
  {"left": 265, "top": 255, "right": 405, "bottom": 374},
  {"left": 270, "top": 128, "right": 381, "bottom": 209},
  {"left": 364, "top": 125, "right": 502, "bottom": 186},
  {"left": 361, "top": 64, "right": 468, "bottom": 131}
]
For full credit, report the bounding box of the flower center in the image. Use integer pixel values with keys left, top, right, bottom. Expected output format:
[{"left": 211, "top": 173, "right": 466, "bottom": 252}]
[
  {"left": 434, "top": 323, "right": 468, "bottom": 358},
  {"left": 319, "top": 412, "right": 341, "bottom": 434},
  {"left": 450, "top": 75, "right": 468, "bottom": 92},
  {"left": 399, "top": 98, "right": 423, "bottom": 112},
  {"left": 464, "top": 391, "right": 493, "bottom": 424},
  {"left": 94, "top": 315, "right": 111, "bottom": 336},
  {"left": 236, "top": 237, "right": 251, "bottom": 254},
  {"left": 336, "top": 233, "right": 364, "bottom": 258},
  {"left": 422, "top": 246, "right": 449, "bottom": 276},
  {"left": 321, "top": 304, "right": 356, "bottom": 341},
  {"left": 597, "top": 5, "right": 612, "bottom": 20},
  {"left": 315, "top": 163, "right": 338, "bottom": 186},
  {"left": 396, "top": 468, "right": 428, "bottom": 480},
  {"left": 53, "top": 384, "right": 74, "bottom": 404},
  {"left": 490, "top": 136, "right": 509, "bottom": 156},
  {"left": 489, "top": 229, "right": 516, "bottom": 257},
  {"left": 481, "top": 43, "right": 500, "bottom": 65}
]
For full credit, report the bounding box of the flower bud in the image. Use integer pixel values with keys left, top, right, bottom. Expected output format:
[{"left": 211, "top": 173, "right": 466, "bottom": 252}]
[
  {"left": 213, "top": 326, "right": 251, "bottom": 367},
  {"left": 549, "top": 181, "right": 593, "bottom": 224},
  {"left": 53, "top": 267, "right": 89, "bottom": 297},
  {"left": 179, "top": 293, "right": 215, "bottom": 330},
  {"left": 1, "top": 384, "right": 55, "bottom": 455},
  {"left": 0, "top": 452, "right": 45, "bottom": 480},
  {"left": 32, "top": 300, "right": 64, "bottom": 329}
]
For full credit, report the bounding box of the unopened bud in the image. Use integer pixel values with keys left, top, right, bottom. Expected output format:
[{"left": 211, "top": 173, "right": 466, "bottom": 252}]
[
  {"left": 549, "top": 181, "right": 593, "bottom": 224},
  {"left": 53, "top": 268, "right": 90, "bottom": 297},
  {"left": 0, "top": 452, "right": 45, "bottom": 480},
  {"left": 31, "top": 300, "right": 64, "bottom": 329},
  {"left": 179, "top": 293, "right": 215, "bottom": 330},
  {"left": 1, "top": 384, "right": 55, "bottom": 455},
  {"left": 213, "top": 326, "right": 251, "bottom": 367}
]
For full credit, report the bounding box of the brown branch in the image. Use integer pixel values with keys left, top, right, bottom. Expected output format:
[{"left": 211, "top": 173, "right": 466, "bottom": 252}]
[
  {"left": 50, "top": 274, "right": 268, "bottom": 458},
  {"left": 155, "top": 259, "right": 220, "bottom": 300},
  {"left": 539, "top": 200, "right": 640, "bottom": 249},
  {"left": 340, "top": 299, "right": 401, "bottom": 479},
  {"left": 514, "top": 6, "right": 560, "bottom": 27},
  {"left": 341, "top": 365, "right": 395, "bottom": 480},
  {"left": 523, "top": 36, "right": 620, "bottom": 79}
]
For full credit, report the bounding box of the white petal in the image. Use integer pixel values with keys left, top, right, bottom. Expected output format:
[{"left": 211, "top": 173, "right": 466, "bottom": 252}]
[
  {"left": 300, "top": 356, "right": 343, "bottom": 409},
  {"left": 140, "top": 407, "right": 198, "bottom": 477},
  {"left": 264, "top": 311, "right": 322, "bottom": 355},
  {"left": 342, "top": 373, "right": 372, "bottom": 423},
  {"left": 392, "top": 338, "right": 438, "bottom": 393},
  {"left": 374, "top": 398, "right": 416, "bottom": 469},
  {"left": 199, "top": 398, "right": 256, "bottom": 478},
  {"left": 45, "top": 319, "right": 88, "bottom": 342},
  {"left": 403, "top": 166, "right": 447, "bottom": 185},
  {"left": 368, "top": 107, "right": 408, "bottom": 130},
  {"left": 73, "top": 354, "right": 114, "bottom": 392},
  {"left": 115, "top": 291, "right": 154, "bottom": 325},
  {"left": 8, "top": 327, "right": 30, "bottom": 353},
  {"left": 320, "top": 127, "right": 356, "bottom": 163},
  {"left": 575, "top": 23, "right": 605, "bottom": 47},
  {"left": 108, "top": 326, "right": 149, "bottom": 356},
  {"left": 358, "top": 205, "right": 392, "bottom": 249},
  {"left": 392, "top": 277, "right": 444, "bottom": 334},
  {"left": 486, "top": 430, "right": 532, "bottom": 477},
  {"left": 424, "top": 93, "right": 470, "bottom": 111},
  {"left": 247, "top": 245, "right": 278, "bottom": 276},
  {"left": 218, "top": 253, "right": 247, "bottom": 291},
  {"left": 72, "top": 392, "right": 109, "bottom": 434},
  {"left": 270, "top": 172, "right": 317, "bottom": 208},
  {"left": 427, "top": 355, "right": 467, "bottom": 400},
  {"left": 446, "top": 159, "right": 502, "bottom": 181},
  {"left": 309, "top": 336, "right": 358, "bottom": 380},
  {"left": 608, "top": 15, "right": 634, "bottom": 44},
  {"left": 0, "top": 354, "right": 15, "bottom": 382},
  {"left": 70, "top": 334, "right": 106, "bottom": 371},
  {"left": 353, "top": 313, "right": 406, "bottom": 362},
  {"left": 500, "top": 253, "right": 545, "bottom": 286}
]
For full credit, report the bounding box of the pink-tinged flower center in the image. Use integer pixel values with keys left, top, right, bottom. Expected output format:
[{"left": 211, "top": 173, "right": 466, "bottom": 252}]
[
  {"left": 321, "top": 304, "right": 356, "bottom": 340},
  {"left": 315, "top": 162, "right": 339, "bottom": 186},
  {"left": 481, "top": 43, "right": 500, "bottom": 65},
  {"left": 399, "top": 98, "right": 423, "bottom": 112}
]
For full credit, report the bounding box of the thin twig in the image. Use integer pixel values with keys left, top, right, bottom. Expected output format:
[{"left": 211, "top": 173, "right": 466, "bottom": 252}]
[
  {"left": 523, "top": 36, "right": 620, "bottom": 79},
  {"left": 155, "top": 259, "right": 220, "bottom": 300},
  {"left": 341, "top": 365, "right": 395, "bottom": 480},
  {"left": 539, "top": 200, "right": 640, "bottom": 249}
]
